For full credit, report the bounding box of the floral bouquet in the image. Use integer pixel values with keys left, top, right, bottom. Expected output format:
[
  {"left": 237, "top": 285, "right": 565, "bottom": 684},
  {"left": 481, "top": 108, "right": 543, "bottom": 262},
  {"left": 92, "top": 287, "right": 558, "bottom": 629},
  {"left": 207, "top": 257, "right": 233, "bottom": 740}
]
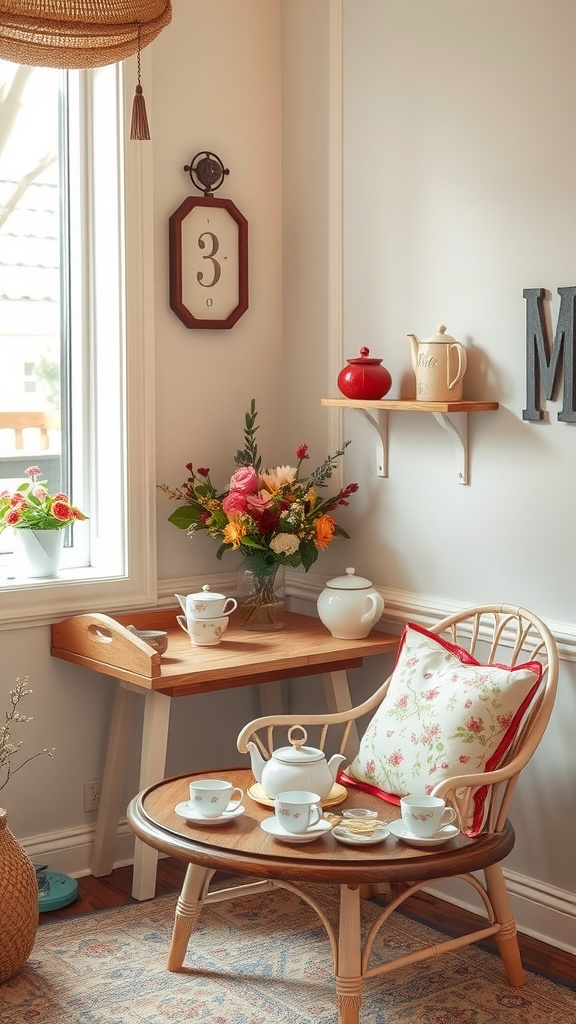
[
  {"left": 0, "top": 466, "right": 88, "bottom": 533},
  {"left": 159, "top": 400, "right": 359, "bottom": 626}
]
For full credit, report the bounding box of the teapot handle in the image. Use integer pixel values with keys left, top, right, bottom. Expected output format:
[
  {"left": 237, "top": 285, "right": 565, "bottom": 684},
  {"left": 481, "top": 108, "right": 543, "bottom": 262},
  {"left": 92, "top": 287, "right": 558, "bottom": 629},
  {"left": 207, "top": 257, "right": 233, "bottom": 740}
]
[
  {"left": 447, "top": 343, "right": 467, "bottom": 390},
  {"left": 287, "top": 724, "right": 308, "bottom": 750}
]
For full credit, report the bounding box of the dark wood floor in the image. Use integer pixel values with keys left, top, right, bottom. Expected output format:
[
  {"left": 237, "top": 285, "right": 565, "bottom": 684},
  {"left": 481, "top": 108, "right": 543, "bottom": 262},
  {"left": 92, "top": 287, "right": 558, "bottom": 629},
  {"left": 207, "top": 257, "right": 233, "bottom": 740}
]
[{"left": 38, "top": 858, "right": 575, "bottom": 991}]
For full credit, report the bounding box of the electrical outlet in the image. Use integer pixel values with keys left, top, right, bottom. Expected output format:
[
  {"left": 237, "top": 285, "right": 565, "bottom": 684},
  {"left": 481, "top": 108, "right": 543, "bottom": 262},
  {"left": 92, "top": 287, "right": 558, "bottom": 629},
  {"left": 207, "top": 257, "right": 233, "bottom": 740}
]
[{"left": 83, "top": 779, "right": 102, "bottom": 812}]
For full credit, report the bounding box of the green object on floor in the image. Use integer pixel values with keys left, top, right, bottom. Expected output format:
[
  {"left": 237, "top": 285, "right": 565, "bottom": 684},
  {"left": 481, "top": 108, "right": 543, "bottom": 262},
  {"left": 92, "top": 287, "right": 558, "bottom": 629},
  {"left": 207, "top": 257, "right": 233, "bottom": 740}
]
[{"left": 37, "top": 871, "right": 78, "bottom": 912}]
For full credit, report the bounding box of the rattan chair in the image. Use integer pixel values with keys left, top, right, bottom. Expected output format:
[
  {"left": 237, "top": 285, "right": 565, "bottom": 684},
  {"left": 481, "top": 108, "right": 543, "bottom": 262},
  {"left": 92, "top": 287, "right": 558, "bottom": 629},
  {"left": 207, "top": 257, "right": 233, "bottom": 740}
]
[{"left": 237, "top": 604, "right": 559, "bottom": 995}]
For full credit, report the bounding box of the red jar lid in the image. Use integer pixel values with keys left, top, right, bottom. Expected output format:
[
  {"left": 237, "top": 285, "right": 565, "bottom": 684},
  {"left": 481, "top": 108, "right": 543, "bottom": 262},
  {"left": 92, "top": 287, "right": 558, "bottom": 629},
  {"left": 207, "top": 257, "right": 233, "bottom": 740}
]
[{"left": 346, "top": 347, "right": 383, "bottom": 365}]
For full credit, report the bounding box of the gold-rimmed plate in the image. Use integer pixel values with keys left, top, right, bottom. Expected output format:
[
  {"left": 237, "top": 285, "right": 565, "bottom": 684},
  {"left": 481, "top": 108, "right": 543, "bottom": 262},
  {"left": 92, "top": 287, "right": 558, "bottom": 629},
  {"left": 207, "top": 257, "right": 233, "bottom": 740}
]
[{"left": 247, "top": 781, "right": 347, "bottom": 809}]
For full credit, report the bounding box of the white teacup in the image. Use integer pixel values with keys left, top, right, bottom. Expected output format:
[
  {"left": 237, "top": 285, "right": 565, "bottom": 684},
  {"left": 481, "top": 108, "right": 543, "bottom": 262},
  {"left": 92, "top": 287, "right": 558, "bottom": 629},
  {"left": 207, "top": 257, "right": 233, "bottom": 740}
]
[
  {"left": 176, "top": 588, "right": 237, "bottom": 620},
  {"left": 188, "top": 778, "right": 244, "bottom": 818},
  {"left": 400, "top": 795, "right": 457, "bottom": 838},
  {"left": 275, "top": 791, "right": 322, "bottom": 835},
  {"left": 177, "top": 614, "right": 229, "bottom": 646}
]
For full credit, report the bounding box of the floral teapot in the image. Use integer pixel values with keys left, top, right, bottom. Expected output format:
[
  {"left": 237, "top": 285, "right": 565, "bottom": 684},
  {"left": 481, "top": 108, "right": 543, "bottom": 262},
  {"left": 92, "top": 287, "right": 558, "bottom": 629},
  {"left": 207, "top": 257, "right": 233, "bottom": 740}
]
[
  {"left": 247, "top": 725, "right": 346, "bottom": 800},
  {"left": 407, "top": 323, "right": 467, "bottom": 402}
]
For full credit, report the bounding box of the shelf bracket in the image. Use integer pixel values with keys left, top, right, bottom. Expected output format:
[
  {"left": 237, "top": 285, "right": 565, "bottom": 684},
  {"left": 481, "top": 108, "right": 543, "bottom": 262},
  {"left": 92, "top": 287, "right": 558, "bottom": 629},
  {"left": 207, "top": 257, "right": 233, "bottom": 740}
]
[
  {"left": 355, "top": 408, "right": 388, "bottom": 478},
  {"left": 432, "top": 412, "right": 469, "bottom": 485}
]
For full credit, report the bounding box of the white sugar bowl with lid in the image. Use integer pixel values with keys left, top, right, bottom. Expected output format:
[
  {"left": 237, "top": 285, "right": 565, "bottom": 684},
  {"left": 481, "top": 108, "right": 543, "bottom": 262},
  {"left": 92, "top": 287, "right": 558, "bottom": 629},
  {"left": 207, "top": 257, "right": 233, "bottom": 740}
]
[
  {"left": 317, "top": 567, "right": 385, "bottom": 640},
  {"left": 175, "top": 586, "right": 237, "bottom": 620}
]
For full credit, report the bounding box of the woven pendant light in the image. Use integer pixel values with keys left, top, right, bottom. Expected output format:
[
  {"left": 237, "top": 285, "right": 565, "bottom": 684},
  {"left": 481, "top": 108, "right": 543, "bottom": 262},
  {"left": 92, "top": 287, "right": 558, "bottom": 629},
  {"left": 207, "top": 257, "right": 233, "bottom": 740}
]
[{"left": 0, "top": 1, "right": 172, "bottom": 138}]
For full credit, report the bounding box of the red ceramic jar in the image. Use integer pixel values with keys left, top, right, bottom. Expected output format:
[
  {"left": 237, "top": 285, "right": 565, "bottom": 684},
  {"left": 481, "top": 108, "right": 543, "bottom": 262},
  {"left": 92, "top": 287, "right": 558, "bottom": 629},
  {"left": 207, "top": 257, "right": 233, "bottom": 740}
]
[{"left": 337, "top": 348, "right": 392, "bottom": 400}]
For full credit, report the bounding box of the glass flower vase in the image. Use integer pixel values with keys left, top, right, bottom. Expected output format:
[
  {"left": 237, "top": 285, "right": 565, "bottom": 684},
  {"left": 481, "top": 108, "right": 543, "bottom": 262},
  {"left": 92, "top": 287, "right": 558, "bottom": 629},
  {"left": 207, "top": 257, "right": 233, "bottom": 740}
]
[{"left": 237, "top": 559, "right": 285, "bottom": 631}]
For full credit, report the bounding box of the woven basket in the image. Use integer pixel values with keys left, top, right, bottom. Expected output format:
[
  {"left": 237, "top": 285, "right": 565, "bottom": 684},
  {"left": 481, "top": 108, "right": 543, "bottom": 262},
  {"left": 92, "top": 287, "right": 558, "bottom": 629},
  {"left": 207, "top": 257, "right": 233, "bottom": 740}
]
[
  {"left": 0, "top": 807, "right": 38, "bottom": 983},
  {"left": 0, "top": 1, "right": 172, "bottom": 69}
]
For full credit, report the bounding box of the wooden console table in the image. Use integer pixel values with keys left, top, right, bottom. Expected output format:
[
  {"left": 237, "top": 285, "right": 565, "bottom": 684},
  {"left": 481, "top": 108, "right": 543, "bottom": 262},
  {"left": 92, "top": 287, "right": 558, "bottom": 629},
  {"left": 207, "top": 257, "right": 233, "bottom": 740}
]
[{"left": 51, "top": 609, "right": 398, "bottom": 900}]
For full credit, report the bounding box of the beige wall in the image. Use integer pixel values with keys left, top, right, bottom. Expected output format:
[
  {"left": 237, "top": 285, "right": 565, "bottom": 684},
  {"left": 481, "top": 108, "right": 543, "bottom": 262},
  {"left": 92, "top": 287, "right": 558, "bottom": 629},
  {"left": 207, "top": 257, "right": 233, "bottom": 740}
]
[{"left": 1, "top": 0, "right": 575, "bottom": 954}]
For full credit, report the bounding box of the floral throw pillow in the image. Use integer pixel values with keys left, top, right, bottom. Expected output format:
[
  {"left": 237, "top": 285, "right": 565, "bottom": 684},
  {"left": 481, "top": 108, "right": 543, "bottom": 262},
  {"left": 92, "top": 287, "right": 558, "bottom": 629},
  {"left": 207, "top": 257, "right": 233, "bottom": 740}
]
[{"left": 347, "top": 622, "right": 543, "bottom": 835}]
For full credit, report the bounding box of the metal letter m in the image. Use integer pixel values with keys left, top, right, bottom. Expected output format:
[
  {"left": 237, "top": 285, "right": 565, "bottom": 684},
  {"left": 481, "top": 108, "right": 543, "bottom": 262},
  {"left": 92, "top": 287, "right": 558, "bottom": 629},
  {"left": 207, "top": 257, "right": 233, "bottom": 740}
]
[{"left": 523, "top": 286, "right": 576, "bottom": 421}]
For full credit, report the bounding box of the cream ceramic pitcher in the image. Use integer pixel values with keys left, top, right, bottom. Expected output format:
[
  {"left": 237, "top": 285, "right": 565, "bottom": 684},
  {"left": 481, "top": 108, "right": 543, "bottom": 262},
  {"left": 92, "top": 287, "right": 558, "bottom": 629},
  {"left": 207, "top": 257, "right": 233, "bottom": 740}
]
[{"left": 408, "top": 324, "right": 467, "bottom": 401}]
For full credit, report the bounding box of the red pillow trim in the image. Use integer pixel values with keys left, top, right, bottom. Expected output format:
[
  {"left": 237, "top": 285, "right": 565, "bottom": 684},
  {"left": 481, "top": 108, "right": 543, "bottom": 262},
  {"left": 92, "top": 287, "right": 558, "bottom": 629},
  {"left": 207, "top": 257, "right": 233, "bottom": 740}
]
[
  {"left": 347, "top": 622, "right": 543, "bottom": 836},
  {"left": 337, "top": 768, "right": 400, "bottom": 806}
]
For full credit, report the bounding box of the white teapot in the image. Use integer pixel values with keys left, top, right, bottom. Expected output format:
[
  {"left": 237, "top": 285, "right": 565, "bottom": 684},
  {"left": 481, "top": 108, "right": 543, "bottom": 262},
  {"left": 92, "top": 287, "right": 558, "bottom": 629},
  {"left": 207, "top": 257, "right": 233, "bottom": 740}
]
[
  {"left": 247, "top": 725, "right": 346, "bottom": 800},
  {"left": 317, "top": 567, "right": 384, "bottom": 640}
]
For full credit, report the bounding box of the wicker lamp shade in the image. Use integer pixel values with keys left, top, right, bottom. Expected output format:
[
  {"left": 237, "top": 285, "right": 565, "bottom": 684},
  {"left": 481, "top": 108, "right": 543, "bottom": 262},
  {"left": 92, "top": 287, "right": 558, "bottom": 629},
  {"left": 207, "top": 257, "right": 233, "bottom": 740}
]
[{"left": 0, "top": 1, "right": 172, "bottom": 69}]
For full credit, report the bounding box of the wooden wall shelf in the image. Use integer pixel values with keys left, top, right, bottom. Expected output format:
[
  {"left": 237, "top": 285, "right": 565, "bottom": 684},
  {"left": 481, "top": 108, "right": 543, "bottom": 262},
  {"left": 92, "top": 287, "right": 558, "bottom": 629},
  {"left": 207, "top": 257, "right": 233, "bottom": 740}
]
[{"left": 321, "top": 398, "right": 499, "bottom": 485}]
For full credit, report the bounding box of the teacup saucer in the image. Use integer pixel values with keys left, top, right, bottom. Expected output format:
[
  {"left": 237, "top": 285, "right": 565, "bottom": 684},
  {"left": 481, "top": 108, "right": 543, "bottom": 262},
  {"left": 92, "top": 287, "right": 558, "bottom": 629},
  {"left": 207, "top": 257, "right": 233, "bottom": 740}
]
[
  {"left": 260, "top": 816, "right": 332, "bottom": 844},
  {"left": 387, "top": 818, "right": 459, "bottom": 848},
  {"left": 332, "top": 823, "right": 389, "bottom": 847},
  {"left": 174, "top": 801, "right": 245, "bottom": 825}
]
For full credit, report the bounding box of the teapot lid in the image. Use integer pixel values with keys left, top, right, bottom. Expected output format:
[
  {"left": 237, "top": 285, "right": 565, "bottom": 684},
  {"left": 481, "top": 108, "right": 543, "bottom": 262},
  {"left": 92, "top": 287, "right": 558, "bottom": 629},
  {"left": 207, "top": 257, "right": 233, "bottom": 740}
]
[
  {"left": 272, "top": 725, "right": 325, "bottom": 764},
  {"left": 189, "top": 584, "right": 227, "bottom": 601},
  {"left": 346, "top": 346, "right": 383, "bottom": 366},
  {"left": 325, "top": 567, "right": 373, "bottom": 590},
  {"left": 424, "top": 324, "right": 459, "bottom": 345}
]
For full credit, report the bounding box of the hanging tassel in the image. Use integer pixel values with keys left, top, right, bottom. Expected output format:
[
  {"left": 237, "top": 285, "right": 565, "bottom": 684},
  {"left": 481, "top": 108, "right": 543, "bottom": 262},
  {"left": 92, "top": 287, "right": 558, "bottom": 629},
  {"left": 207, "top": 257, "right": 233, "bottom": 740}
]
[{"left": 130, "top": 24, "right": 151, "bottom": 141}]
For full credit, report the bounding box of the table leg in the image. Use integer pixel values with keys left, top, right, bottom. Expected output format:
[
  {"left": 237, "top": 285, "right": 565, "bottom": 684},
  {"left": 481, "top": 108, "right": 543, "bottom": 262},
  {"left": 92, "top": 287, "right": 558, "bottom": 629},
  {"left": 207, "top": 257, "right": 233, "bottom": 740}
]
[
  {"left": 258, "top": 679, "right": 284, "bottom": 717},
  {"left": 322, "top": 670, "right": 359, "bottom": 756},
  {"left": 91, "top": 683, "right": 137, "bottom": 877},
  {"left": 167, "top": 863, "right": 215, "bottom": 971},
  {"left": 131, "top": 690, "right": 172, "bottom": 901},
  {"left": 335, "top": 884, "right": 364, "bottom": 1024}
]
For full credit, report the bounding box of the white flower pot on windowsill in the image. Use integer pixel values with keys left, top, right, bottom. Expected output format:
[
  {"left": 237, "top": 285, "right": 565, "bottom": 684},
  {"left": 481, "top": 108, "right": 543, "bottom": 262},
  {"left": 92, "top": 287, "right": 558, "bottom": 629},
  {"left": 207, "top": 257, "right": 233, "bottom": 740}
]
[{"left": 16, "top": 529, "right": 64, "bottom": 578}]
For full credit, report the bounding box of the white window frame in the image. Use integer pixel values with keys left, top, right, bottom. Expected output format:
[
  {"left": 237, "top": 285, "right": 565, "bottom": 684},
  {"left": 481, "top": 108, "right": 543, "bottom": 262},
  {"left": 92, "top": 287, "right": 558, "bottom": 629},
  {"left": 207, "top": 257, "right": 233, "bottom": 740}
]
[{"left": 0, "top": 54, "right": 157, "bottom": 628}]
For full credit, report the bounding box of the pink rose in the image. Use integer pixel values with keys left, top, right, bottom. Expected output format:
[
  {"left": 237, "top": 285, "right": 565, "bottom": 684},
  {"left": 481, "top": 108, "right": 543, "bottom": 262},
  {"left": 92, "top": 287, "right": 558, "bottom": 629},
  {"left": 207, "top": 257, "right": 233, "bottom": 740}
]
[
  {"left": 222, "top": 490, "right": 248, "bottom": 517},
  {"left": 246, "top": 490, "right": 273, "bottom": 512},
  {"left": 229, "top": 466, "right": 258, "bottom": 494}
]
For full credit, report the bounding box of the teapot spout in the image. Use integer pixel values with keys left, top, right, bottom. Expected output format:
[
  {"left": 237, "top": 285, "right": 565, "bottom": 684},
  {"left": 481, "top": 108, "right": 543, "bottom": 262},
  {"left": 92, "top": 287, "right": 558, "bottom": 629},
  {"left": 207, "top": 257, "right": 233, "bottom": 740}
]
[
  {"left": 245, "top": 741, "right": 267, "bottom": 785},
  {"left": 175, "top": 593, "right": 187, "bottom": 613},
  {"left": 327, "top": 753, "right": 347, "bottom": 784},
  {"left": 407, "top": 333, "right": 420, "bottom": 372}
]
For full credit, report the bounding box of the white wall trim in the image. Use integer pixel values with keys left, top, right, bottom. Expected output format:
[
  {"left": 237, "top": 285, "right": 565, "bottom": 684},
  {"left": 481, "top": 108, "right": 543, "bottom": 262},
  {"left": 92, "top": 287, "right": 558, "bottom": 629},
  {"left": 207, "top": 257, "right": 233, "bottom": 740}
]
[{"left": 157, "top": 569, "right": 576, "bottom": 660}]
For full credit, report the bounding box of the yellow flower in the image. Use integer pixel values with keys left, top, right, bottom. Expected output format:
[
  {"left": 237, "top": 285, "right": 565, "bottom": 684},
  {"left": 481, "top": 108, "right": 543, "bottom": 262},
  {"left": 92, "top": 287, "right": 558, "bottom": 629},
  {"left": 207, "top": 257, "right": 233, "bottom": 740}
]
[
  {"left": 259, "top": 465, "right": 297, "bottom": 494},
  {"left": 305, "top": 487, "right": 318, "bottom": 509},
  {"left": 315, "top": 514, "right": 336, "bottom": 549},
  {"left": 222, "top": 520, "right": 247, "bottom": 549}
]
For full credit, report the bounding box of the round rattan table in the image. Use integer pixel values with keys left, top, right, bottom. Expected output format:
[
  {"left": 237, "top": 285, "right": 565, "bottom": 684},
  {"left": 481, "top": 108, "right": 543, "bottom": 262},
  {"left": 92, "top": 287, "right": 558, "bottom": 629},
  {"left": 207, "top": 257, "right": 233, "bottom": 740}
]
[{"left": 127, "top": 768, "right": 518, "bottom": 1024}]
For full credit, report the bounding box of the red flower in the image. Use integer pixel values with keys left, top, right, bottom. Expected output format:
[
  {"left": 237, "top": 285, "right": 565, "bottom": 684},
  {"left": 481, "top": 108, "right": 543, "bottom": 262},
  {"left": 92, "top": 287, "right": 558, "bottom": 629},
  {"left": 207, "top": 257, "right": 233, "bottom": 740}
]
[
  {"left": 197, "top": 468, "right": 210, "bottom": 477},
  {"left": 51, "top": 500, "right": 75, "bottom": 522},
  {"left": 6, "top": 508, "right": 22, "bottom": 525},
  {"left": 296, "top": 444, "right": 309, "bottom": 461},
  {"left": 466, "top": 716, "right": 484, "bottom": 734},
  {"left": 25, "top": 466, "right": 41, "bottom": 478}
]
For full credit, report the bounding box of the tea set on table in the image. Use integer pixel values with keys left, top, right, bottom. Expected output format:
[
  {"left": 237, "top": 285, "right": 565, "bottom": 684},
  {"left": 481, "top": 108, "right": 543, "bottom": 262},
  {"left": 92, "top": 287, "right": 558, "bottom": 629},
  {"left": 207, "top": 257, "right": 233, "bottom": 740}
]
[
  {"left": 173, "top": 563, "right": 386, "bottom": 649},
  {"left": 171, "top": 562, "right": 457, "bottom": 843},
  {"left": 175, "top": 586, "right": 238, "bottom": 646},
  {"left": 175, "top": 723, "right": 461, "bottom": 848}
]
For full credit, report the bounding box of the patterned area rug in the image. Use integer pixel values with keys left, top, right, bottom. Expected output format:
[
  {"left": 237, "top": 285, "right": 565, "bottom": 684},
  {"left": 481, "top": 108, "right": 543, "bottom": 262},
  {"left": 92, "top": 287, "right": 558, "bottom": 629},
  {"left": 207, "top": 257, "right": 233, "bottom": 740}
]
[{"left": 1, "top": 885, "right": 574, "bottom": 1024}]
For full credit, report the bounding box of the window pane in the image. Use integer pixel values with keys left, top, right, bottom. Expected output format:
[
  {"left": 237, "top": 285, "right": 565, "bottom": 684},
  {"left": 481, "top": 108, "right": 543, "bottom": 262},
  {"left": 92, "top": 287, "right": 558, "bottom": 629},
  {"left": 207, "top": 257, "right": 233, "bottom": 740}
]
[{"left": 0, "top": 63, "right": 63, "bottom": 551}]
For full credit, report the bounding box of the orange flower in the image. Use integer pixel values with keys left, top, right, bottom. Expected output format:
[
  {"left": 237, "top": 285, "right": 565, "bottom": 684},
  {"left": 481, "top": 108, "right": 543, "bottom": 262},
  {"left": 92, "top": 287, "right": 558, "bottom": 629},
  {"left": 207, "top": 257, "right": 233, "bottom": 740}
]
[
  {"left": 315, "top": 514, "right": 335, "bottom": 549},
  {"left": 222, "top": 520, "right": 247, "bottom": 549}
]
